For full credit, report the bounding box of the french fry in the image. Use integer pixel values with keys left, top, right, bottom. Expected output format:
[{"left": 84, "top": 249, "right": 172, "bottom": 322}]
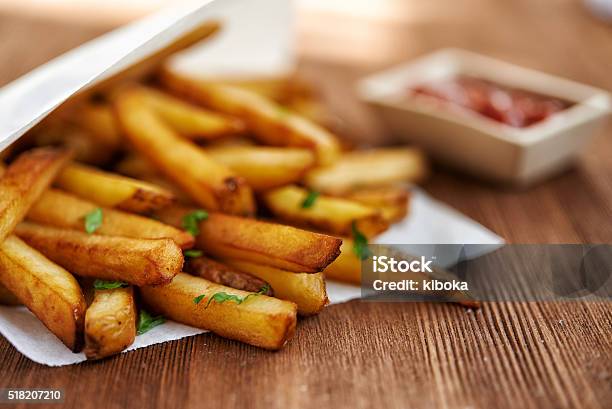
[
  {"left": 55, "top": 163, "right": 175, "bottom": 213},
  {"left": 200, "top": 77, "right": 292, "bottom": 101},
  {"left": 113, "top": 155, "right": 196, "bottom": 205},
  {"left": 0, "top": 282, "right": 21, "bottom": 306},
  {"left": 323, "top": 239, "right": 361, "bottom": 285},
  {"left": 0, "top": 147, "right": 71, "bottom": 242},
  {"left": 84, "top": 286, "right": 137, "bottom": 360},
  {"left": 185, "top": 256, "right": 272, "bottom": 294},
  {"left": 114, "top": 87, "right": 255, "bottom": 216},
  {"left": 140, "top": 272, "right": 297, "bottom": 350},
  {"left": 304, "top": 148, "right": 428, "bottom": 194},
  {"left": 197, "top": 213, "right": 342, "bottom": 273},
  {"left": 263, "top": 186, "right": 389, "bottom": 238},
  {"left": 154, "top": 207, "right": 342, "bottom": 273},
  {"left": 34, "top": 124, "right": 115, "bottom": 166},
  {"left": 71, "top": 103, "right": 122, "bottom": 150},
  {"left": 343, "top": 185, "right": 411, "bottom": 223},
  {"left": 160, "top": 205, "right": 340, "bottom": 271},
  {"left": 114, "top": 154, "right": 159, "bottom": 179},
  {"left": 28, "top": 189, "right": 193, "bottom": 249},
  {"left": 15, "top": 222, "right": 183, "bottom": 286},
  {"left": 160, "top": 71, "right": 341, "bottom": 166},
  {"left": 139, "top": 87, "right": 245, "bottom": 139},
  {"left": 0, "top": 235, "right": 85, "bottom": 351},
  {"left": 204, "top": 146, "right": 315, "bottom": 190},
  {"left": 223, "top": 259, "right": 328, "bottom": 316}
]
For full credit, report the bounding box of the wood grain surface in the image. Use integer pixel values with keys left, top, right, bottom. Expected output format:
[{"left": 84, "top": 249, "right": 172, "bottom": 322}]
[{"left": 0, "top": 1, "right": 611, "bottom": 409}]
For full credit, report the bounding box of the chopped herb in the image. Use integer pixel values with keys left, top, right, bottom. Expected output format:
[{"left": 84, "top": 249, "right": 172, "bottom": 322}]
[
  {"left": 351, "top": 221, "right": 371, "bottom": 260},
  {"left": 137, "top": 310, "right": 165, "bottom": 335},
  {"left": 93, "top": 279, "right": 128, "bottom": 290},
  {"left": 183, "top": 249, "right": 203, "bottom": 258},
  {"left": 204, "top": 292, "right": 244, "bottom": 309},
  {"left": 244, "top": 283, "right": 271, "bottom": 302},
  {"left": 301, "top": 190, "right": 320, "bottom": 209},
  {"left": 84, "top": 208, "right": 103, "bottom": 234},
  {"left": 194, "top": 283, "right": 271, "bottom": 309},
  {"left": 181, "top": 209, "right": 208, "bottom": 236}
]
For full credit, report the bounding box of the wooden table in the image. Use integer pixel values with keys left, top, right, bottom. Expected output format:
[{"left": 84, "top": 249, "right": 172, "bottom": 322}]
[{"left": 0, "top": 1, "right": 610, "bottom": 408}]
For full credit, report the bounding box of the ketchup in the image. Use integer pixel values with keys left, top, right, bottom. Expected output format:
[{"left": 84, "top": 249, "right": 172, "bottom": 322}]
[{"left": 410, "top": 76, "right": 573, "bottom": 128}]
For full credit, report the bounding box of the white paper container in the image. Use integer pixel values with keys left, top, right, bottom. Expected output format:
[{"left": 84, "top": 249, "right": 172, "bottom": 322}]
[
  {"left": 357, "top": 48, "right": 612, "bottom": 185},
  {"left": 0, "top": 0, "right": 232, "bottom": 153}
]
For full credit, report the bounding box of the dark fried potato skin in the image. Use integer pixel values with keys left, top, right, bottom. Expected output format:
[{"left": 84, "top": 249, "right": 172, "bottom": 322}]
[
  {"left": 185, "top": 256, "right": 272, "bottom": 294},
  {"left": 15, "top": 222, "right": 183, "bottom": 286},
  {"left": 0, "top": 147, "right": 71, "bottom": 242},
  {"left": 84, "top": 286, "right": 137, "bottom": 360}
]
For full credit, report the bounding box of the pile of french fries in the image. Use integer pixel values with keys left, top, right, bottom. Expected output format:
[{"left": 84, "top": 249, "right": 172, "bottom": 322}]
[{"left": 0, "top": 24, "right": 428, "bottom": 360}]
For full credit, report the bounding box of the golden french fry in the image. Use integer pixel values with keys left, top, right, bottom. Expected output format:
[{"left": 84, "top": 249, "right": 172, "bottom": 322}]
[
  {"left": 197, "top": 213, "right": 342, "bottom": 273},
  {"left": 114, "top": 154, "right": 159, "bottom": 179},
  {"left": 15, "top": 222, "right": 183, "bottom": 286},
  {"left": 34, "top": 124, "right": 115, "bottom": 166},
  {"left": 200, "top": 77, "right": 292, "bottom": 101},
  {"left": 343, "top": 185, "right": 411, "bottom": 223},
  {"left": 113, "top": 155, "right": 196, "bottom": 205},
  {"left": 0, "top": 282, "right": 21, "bottom": 306},
  {"left": 139, "top": 87, "right": 245, "bottom": 138},
  {"left": 0, "top": 235, "right": 85, "bottom": 351},
  {"left": 0, "top": 148, "right": 71, "bottom": 242},
  {"left": 286, "top": 97, "right": 333, "bottom": 127},
  {"left": 114, "top": 87, "right": 255, "bottom": 216},
  {"left": 185, "top": 256, "right": 272, "bottom": 294},
  {"left": 204, "top": 146, "right": 315, "bottom": 190},
  {"left": 84, "top": 286, "right": 137, "bottom": 360},
  {"left": 263, "top": 186, "right": 389, "bottom": 238},
  {"left": 323, "top": 239, "right": 361, "bottom": 285},
  {"left": 223, "top": 259, "right": 328, "bottom": 316},
  {"left": 140, "top": 273, "right": 297, "bottom": 350},
  {"left": 55, "top": 163, "right": 175, "bottom": 214},
  {"left": 305, "top": 148, "right": 428, "bottom": 194},
  {"left": 28, "top": 189, "right": 193, "bottom": 249},
  {"left": 154, "top": 207, "right": 341, "bottom": 273},
  {"left": 71, "top": 103, "right": 122, "bottom": 150},
  {"left": 160, "top": 71, "right": 341, "bottom": 166}
]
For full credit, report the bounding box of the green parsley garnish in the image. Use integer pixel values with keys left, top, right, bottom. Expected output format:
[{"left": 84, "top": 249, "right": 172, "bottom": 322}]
[
  {"left": 183, "top": 249, "right": 203, "bottom": 258},
  {"left": 84, "top": 208, "right": 103, "bottom": 234},
  {"left": 93, "top": 280, "right": 128, "bottom": 290},
  {"left": 136, "top": 310, "right": 165, "bottom": 335},
  {"left": 204, "top": 292, "right": 244, "bottom": 309},
  {"left": 181, "top": 209, "right": 208, "bottom": 236},
  {"left": 193, "top": 284, "right": 271, "bottom": 309},
  {"left": 351, "top": 221, "right": 371, "bottom": 260},
  {"left": 301, "top": 190, "right": 320, "bottom": 209}
]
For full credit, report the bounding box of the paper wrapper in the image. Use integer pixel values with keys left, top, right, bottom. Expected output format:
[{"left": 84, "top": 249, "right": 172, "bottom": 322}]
[{"left": 0, "top": 1, "right": 502, "bottom": 365}]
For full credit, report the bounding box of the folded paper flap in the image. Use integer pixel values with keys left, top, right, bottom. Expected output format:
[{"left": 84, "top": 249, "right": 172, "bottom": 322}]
[{"left": 0, "top": 0, "right": 227, "bottom": 153}]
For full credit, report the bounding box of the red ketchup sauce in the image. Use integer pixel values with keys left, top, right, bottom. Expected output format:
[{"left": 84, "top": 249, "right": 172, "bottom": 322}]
[{"left": 409, "top": 76, "right": 573, "bottom": 128}]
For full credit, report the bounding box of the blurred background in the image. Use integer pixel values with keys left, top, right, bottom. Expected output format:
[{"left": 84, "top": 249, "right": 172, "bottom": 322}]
[{"left": 0, "top": 0, "right": 610, "bottom": 144}]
